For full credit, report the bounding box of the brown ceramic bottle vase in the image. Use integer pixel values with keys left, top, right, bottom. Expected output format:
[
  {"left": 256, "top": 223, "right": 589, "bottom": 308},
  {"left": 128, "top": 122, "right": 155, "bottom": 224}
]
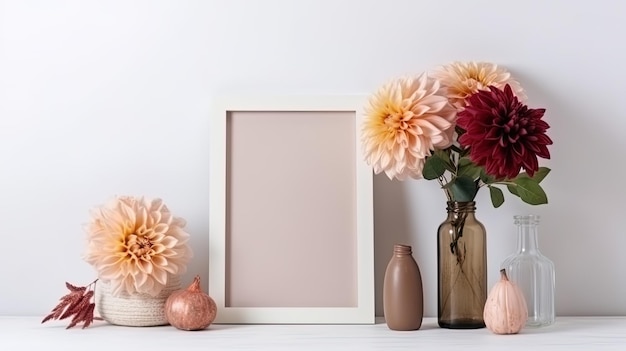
[{"left": 383, "top": 244, "right": 424, "bottom": 331}]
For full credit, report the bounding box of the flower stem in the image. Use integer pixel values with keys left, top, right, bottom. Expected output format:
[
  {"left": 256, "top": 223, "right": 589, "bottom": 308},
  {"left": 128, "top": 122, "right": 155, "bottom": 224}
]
[{"left": 450, "top": 211, "right": 467, "bottom": 267}]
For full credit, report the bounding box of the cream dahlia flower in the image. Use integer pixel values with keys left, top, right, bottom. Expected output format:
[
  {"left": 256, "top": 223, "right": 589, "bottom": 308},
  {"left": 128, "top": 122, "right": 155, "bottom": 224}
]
[
  {"left": 362, "top": 73, "right": 457, "bottom": 180},
  {"left": 432, "top": 61, "right": 527, "bottom": 109},
  {"left": 83, "top": 196, "right": 192, "bottom": 297}
]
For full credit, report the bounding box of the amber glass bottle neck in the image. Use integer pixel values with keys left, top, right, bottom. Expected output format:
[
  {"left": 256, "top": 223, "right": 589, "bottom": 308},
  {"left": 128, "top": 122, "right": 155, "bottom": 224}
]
[
  {"left": 445, "top": 201, "right": 477, "bottom": 221},
  {"left": 446, "top": 201, "right": 476, "bottom": 213}
]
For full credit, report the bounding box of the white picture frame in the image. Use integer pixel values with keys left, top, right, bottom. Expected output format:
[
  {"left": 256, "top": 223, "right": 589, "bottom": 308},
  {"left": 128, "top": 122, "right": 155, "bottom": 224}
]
[{"left": 209, "top": 95, "right": 374, "bottom": 324}]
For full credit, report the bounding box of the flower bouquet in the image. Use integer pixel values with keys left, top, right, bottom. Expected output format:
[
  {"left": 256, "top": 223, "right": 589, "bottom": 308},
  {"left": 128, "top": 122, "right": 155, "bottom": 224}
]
[{"left": 362, "top": 61, "right": 552, "bottom": 205}]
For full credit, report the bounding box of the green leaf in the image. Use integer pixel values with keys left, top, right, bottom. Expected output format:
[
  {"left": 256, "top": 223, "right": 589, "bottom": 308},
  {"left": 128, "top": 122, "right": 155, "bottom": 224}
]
[
  {"left": 509, "top": 178, "right": 548, "bottom": 205},
  {"left": 531, "top": 167, "right": 551, "bottom": 183},
  {"left": 508, "top": 167, "right": 551, "bottom": 197},
  {"left": 514, "top": 167, "right": 551, "bottom": 183},
  {"left": 434, "top": 148, "right": 455, "bottom": 173},
  {"left": 423, "top": 155, "right": 446, "bottom": 180},
  {"left": 449, "top": 176, "right": 478, "bottom": 202},
  {"left": 480, "top": 169, "right": 496, "bottom": 185},
  {"left": 507, "top": 182, "right": 519, "bottom": 196},
  {"left": 488, "top": 186, "right": 505, "bottom": 208},
  {"left": 457, "top": 158, "right": 482, "bottom": 180},
  {"left": 435, "top": 147, "right": 451, "bottom": 158}
]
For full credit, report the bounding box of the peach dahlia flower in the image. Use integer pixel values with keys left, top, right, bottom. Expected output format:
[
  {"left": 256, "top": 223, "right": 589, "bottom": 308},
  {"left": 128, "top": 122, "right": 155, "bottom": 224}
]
[
  {"left": 432, "top": 61, "right": 527, "bottom": 109},
  {"left": 83, "top": 196, "right": 192, "bottom": 296},
  {"left": 361, "top": 73, "right": 457, "bottom": 180}
]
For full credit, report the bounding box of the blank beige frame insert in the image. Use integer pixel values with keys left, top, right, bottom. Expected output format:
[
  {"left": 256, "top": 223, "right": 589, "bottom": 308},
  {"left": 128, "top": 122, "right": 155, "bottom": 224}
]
[{"left": 209, "top": 96, "right": 374, "bottom": 324}]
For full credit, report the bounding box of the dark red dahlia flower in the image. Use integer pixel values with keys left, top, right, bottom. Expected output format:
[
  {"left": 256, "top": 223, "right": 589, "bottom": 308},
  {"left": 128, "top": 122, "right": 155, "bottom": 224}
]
[{"left": 457, "top": 84, "right": 552, "bottom": 180}]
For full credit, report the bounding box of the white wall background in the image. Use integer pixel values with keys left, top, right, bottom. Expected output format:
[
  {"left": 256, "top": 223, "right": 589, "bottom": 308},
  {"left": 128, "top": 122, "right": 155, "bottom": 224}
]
[{"left": 1, "top": 0, "right": 624, "bottom": 317}]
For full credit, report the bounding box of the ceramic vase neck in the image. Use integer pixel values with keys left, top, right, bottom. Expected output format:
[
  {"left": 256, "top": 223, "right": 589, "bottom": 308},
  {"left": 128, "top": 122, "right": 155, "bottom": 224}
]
[{"left": 393, "top": 244, "right": 413, "bottom": 257}]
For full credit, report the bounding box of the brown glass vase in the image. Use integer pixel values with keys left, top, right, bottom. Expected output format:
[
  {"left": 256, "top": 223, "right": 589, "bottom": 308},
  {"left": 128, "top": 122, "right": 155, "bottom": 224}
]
[
  {"left": 437, "top": 201, "right": 486, "bottom": 329},
  {"left": 383, "top": 244, "right": 423, "bottom": 330}
]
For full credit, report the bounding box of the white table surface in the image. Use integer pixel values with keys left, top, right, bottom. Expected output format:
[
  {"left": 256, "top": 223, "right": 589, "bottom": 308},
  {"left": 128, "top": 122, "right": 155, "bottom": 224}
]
[{"left": 1, "top": 316, "right": 624, "bottom": 350}]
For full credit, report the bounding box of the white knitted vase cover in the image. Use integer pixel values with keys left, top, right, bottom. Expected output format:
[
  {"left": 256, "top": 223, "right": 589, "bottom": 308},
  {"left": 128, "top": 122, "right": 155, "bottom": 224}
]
[{"left": 95, "top": 275, "right": 181, "bottom": 327}]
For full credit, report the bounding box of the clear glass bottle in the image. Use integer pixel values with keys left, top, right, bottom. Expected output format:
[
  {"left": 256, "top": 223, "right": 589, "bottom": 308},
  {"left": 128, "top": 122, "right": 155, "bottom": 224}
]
[
  {"left": 501, "top": 215, "right": 555, "bottom": 327},
  {"left": 437, "top": 201, "right": 487, "bottom": 329}
]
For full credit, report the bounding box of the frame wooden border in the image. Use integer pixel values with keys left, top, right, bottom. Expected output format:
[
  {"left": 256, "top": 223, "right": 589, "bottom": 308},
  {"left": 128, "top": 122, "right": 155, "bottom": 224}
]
[{"left": 209, "top": 95, "right": 374, "bottom": 324}]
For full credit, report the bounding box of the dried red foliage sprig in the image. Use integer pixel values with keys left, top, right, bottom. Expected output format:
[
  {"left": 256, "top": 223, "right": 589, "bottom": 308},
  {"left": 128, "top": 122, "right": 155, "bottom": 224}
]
[{"left": 42, "top": 279, "right": 102, "bottom": 329}]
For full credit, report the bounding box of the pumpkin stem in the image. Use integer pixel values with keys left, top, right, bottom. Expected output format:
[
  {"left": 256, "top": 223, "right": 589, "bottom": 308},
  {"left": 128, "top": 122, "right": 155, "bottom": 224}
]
[
  {"left": 499, "top": 268, "right": 509, "bottom": 281},
  {"left": 188, "top": 275, "right": 201, "bottom": 292}
]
